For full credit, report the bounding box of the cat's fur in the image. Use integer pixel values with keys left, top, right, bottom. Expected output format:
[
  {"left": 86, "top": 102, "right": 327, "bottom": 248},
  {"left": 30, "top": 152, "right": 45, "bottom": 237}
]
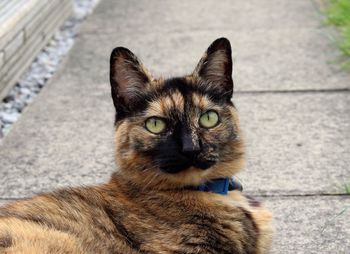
[{"left": 0, "top": 38, "right": 272, "bottom": 254}]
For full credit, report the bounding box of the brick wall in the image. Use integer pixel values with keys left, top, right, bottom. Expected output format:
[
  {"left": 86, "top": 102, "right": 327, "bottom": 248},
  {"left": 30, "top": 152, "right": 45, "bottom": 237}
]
[{"left": 0, "top": 0, "right": 73, "bottom": 99}]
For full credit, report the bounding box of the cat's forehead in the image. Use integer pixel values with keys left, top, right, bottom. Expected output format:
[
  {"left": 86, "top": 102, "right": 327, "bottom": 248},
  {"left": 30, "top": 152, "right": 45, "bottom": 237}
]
[
  {"left": 144, "top": 77, "right": 218, "bottom": 117},
  {"left": 146, "top": 91, "right": 185, "bottom": 116}
]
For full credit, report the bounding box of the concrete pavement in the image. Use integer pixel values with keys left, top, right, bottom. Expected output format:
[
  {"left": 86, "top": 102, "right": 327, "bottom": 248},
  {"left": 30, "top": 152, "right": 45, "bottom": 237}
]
[{"left": 0, "top": 0, "right": 349, "bottom": 253}]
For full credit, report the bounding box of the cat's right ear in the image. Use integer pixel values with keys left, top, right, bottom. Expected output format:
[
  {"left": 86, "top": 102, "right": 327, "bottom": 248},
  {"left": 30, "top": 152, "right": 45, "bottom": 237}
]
[
  {"left": 110, "top": 47, "right": 152, "bottom": 120},
  {"left": 193, "top": 38, "right": 233, "bottom": 102}
]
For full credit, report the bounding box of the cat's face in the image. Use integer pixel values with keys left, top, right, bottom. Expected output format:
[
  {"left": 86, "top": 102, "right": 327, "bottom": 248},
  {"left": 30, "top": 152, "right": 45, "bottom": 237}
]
[{"left": 110, "top": 38, "right": 244, "bottom": 189}]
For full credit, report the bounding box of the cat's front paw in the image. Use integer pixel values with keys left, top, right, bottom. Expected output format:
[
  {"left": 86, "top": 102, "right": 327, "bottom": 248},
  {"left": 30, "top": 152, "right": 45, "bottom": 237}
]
[{"left": 228, "top": 192, "right": 273, "bottom": 254}]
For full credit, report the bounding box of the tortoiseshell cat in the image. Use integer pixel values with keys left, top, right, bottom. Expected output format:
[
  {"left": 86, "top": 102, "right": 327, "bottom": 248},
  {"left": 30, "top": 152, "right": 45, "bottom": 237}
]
[{"left": 0, "top": 38, "right": 272, "bottom": 254}]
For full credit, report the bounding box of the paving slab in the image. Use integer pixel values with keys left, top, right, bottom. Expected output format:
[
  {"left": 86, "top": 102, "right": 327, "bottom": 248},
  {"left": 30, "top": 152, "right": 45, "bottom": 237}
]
[
  {"left": 0, "top": 73, "right": 115, "bottom": 198},
  {"left": 71, "top": 29, "right": 350, "bottom": 92},
  {"left": 83, "top": 0, "right": 321, "bottom": 33},
  {"left": 265, "top": 195, "right": 350, "bottom": 254},
  {"left": 237, "top": 92, "right": 350, "bottom": 195},
  {"left": 69, "top": 0, "right": 350, "bottom": 91}
]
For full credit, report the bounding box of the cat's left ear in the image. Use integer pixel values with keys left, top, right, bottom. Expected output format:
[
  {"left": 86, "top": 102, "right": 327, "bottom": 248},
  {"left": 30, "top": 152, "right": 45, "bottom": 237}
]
[
  {"left": 193, "top": 37, "right": 233, "bottom": 100},
  {"left": 110, "top": 47, "right": 153, "bottom": 120}
]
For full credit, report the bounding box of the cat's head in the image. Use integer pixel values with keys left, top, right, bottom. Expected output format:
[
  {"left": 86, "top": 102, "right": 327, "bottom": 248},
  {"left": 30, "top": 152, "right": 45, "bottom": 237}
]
[{"left": 110, "top": 38, "right": 244, "bottom": 190}]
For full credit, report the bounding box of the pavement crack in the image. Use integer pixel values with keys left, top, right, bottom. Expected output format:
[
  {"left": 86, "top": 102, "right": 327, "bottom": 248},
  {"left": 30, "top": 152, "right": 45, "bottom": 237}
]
[
  {"left": 235, "top": 88, "right": 350, "bottom": 95},
  {"left": 251, "top": 193, "right": 350, "bottom": 198}
]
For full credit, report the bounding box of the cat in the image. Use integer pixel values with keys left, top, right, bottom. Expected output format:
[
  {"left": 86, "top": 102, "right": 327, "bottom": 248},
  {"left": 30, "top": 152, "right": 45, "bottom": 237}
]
[{"left": 0, "top": 38, "right": 272, "bottom": 254}]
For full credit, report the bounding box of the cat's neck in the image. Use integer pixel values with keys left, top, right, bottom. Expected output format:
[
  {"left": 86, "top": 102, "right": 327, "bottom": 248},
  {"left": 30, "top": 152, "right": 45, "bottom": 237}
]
[{"left": 106, "top": 171, "right": 241, "bottom": 196}]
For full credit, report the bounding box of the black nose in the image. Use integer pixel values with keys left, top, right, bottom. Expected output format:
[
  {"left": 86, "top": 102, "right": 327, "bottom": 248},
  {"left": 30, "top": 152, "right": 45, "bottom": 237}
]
[{"left": 181, "top": 129, "right": 200, "bottom": 158}]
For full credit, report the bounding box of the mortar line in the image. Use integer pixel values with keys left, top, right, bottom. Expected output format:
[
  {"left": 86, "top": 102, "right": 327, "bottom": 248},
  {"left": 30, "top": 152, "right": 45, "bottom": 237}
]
[
  {"left": 234, "top": 88, "right": 350, "bottom": 95},
  {"left": 251, "top": 193, "right": 350, "bottom": 198}
]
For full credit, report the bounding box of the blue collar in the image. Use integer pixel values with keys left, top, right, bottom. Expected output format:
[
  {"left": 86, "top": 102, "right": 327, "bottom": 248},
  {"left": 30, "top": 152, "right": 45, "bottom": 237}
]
[{"left": 193, "top": 177, "right": 243, "bottom": 195}]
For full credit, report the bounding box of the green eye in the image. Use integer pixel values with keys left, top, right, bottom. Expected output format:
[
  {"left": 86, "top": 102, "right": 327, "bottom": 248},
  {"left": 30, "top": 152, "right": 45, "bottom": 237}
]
[
  {"left": 199, "top": 111, "right": 219, "bottom": 128},
  {"left": 145, "top": 117, "right": 167, "bottom": 134}
]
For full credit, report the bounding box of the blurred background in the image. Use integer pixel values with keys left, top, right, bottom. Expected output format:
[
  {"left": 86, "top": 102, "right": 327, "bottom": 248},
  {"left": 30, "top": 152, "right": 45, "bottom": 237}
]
[{"left": 0, "top": 0, "right": 349, "bottom": 253}]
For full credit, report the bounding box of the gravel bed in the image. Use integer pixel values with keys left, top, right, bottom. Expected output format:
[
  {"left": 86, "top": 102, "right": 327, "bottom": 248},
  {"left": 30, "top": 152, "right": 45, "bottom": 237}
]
[{"left": 0, "top": 0, "right": 100, "bottom": 139}]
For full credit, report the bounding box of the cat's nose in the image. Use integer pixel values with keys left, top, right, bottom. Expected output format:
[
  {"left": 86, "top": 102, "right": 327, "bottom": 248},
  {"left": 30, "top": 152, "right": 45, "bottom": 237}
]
[{"left": 181, "top": 131, "right": 200, "bottom": 157}]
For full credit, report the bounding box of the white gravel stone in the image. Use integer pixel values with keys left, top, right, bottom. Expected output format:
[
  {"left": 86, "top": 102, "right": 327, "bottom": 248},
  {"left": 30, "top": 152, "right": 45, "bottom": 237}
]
[
  {"left": 20, "top": 88, "right": 31, "bottom": 95},
  {"left": 0, "top": 112, "right": 19, "bottom": 124}
]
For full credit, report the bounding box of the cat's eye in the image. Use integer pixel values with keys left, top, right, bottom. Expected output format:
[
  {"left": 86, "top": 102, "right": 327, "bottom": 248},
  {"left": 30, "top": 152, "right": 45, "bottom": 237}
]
[
  {"left": 145, "top": 117, "right": 167, "bottom": 134},
  {"left": 199, "top": 110, "right": 219, "bottom": 128}
]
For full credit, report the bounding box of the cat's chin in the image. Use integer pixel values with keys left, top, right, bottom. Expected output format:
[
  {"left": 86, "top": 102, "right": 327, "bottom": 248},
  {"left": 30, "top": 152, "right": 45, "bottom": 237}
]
[{"left": 160, "top": 160, "right": 216, "bottom": 174}]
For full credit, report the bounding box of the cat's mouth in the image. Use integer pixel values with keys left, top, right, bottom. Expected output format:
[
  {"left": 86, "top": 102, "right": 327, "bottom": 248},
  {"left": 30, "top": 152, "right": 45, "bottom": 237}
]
[{"left": 159, "top": 158, "right": 216, "bottom": 174}]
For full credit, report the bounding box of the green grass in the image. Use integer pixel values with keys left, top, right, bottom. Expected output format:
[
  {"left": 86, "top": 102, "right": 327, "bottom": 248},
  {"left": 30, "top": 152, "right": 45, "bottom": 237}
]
[
  {"left": 345, "top": 183, "right": 350, "bottom": 194},
  {"left": 326, "top": 0, "right": 350, "bottom": 66}
]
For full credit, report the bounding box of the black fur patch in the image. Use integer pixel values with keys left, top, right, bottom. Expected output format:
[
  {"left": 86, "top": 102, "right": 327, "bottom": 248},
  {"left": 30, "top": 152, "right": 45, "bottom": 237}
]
[
  {"left": 141, "top": 119, "right": 215, "bottom": 173},
  {"left": 162, "top": 77, "right": 231, "bottom": 105},
  {"left": 103, "top": 205, "right": 147, "bottom": 253},
  {"left": 0, "top": 233, "right": 12, "bottom": 248}
]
